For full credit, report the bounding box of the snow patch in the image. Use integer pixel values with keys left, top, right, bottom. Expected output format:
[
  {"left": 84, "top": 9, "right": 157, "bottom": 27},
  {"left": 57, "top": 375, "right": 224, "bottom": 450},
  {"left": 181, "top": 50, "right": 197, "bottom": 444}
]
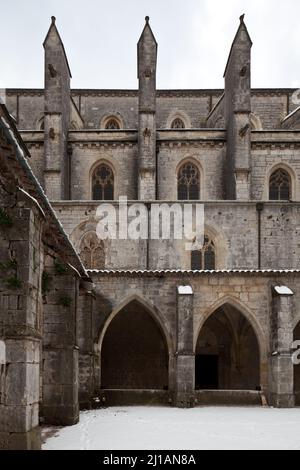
[
  {"left": 42, "top": 406, "right": 300, "bottom": 450},
  {"left": 177, "top": 285, "right": 193, "bottom": 295},
  {"left": 274, "top": 285, "right": 294, "bottom": 296}
]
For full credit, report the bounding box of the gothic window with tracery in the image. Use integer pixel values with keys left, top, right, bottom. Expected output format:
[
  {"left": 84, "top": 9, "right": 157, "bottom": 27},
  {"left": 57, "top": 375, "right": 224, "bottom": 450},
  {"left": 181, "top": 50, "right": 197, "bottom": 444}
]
[
  {"left": 191, "top": 236, "right": 216, "bottom": 270},
  {"left": 92, "top": 164, "right": 114, "bottom": 200},
  {"left": 269, "top": 169, "right": 291, "bottom": 200},
  {"left": 177, "top": 162, "right": 200, "bottom": 200},
  {"left": 171, "top": 118, "right": 185, "bottom": 129},
  {"left": 105, "top": 118, "right": 120, "bottom": 130},
  {"left": 79, "top": 232, "right": 105, "bottom": 269}
]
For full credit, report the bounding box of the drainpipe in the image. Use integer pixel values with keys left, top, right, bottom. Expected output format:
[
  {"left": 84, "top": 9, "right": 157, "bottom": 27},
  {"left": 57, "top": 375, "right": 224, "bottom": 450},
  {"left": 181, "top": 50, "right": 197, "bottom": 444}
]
[
  {"left": 146, "top": 202, "right": 150, "bottom": 269},
  {"left": 156, "top": 144, "right": 159, "bottom": 201},
  {"left": 256, "top": 202, "right": 264, "bottom": 269},
  {"left": 67, "top": 145, "right": 73, "bottom": 200}
]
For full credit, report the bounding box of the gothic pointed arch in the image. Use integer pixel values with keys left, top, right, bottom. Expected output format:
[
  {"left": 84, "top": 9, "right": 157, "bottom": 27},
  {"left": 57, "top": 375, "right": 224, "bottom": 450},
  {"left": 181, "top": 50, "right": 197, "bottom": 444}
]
[
  {"left": 191, "top": 234, "right": 216, "bottom": 270},
  {"left": 79, "top": 231, "right": 105, "bottom": 269},
  {"left": 171, "top": 117, "right": 185, "bottom": 129},
  {"left": 269, "top": 167, "right": 291, "bottom": 200},
  {"left": 250, "top": 113, "right": 262, "bottom": 130},
  {"left": 92, "top": 163, "right": 114, "bottom": 200},
  {"left": 177, "top": 161, "right": 200, "bottom": 200},
  {"left": 101, "top": 114, "right": 123, "bottom": 130},
  {"left": 194, "top": 298, "right": 263, "bottom": 391},
  {"left": 36, "top": 115, "right": 45, "bottom": 130},
  {"left": 99, "top": 296, "right": 170, "bottom": 390},
  {"left": 166, "top": 111, "right": 191, "bottom": 129}
]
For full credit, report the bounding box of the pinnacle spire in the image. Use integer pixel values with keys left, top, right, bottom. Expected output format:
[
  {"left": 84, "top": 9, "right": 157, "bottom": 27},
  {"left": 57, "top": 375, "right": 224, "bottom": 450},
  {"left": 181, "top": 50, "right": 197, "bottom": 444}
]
[
  {"left": 223, "top": 14, "right": 252, "bottom": 77},
  {"left": 43, "top": 16, "right": 72, "bottom": 78},
  {"left": 138, "top": 15, "right": 157, "bottom": 46}
]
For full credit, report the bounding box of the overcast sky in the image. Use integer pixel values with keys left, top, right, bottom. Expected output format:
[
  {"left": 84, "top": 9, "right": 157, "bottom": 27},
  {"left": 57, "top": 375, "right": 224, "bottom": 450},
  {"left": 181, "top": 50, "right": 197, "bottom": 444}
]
[{"left": 1, "top": 0, "right": 300, "bottom": 90}]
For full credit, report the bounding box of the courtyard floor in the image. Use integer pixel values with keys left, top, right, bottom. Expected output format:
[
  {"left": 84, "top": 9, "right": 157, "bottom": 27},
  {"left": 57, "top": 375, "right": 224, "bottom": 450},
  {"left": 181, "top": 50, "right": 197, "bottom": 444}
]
[{"left": 42, "top": 406, "right": 300, "bottom": 450}]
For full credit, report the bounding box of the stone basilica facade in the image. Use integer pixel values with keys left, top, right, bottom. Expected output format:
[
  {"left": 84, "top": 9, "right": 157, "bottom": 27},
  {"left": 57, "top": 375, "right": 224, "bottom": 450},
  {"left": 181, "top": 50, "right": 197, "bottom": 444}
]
[{"left": 1, "top": 15, "right": 300, "bottom": 449}]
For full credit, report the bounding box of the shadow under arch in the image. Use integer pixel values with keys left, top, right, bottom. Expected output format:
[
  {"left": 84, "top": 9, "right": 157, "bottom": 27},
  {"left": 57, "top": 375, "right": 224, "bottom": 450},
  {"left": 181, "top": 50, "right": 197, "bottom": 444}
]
[
  {"left": 98, "top": 294, "right": 173, "bottom": 391},
  {"left": 194, "top": 295, "right": 267, "bottom": 390}
]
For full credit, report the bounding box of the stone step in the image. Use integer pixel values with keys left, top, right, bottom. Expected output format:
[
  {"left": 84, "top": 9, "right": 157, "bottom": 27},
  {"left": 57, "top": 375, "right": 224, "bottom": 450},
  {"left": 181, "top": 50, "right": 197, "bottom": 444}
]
[{"left": 195, "top": 390, "right": 263, "bottom": 406}]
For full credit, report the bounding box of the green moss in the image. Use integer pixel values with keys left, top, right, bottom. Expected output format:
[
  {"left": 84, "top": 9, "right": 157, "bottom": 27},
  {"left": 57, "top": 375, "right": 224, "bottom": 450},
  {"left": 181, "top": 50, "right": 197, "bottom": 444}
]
[
  {"left": 54, "top": 260, "right": 67, "bottom": 274},
  {"left": 58, "top": 295, "right": 72, "bottom": 308},
  {"left": 42, "top": 271, "right": 52, "bottom": 294},
  {"left": 0, "top": 208, "right": 13, "bottom": 227},
  {"left": 5, "top": 276, "right": 22, "bottom": 289},
  {"left": 0, "top": 260, "right": 17, "bottom": 271}
]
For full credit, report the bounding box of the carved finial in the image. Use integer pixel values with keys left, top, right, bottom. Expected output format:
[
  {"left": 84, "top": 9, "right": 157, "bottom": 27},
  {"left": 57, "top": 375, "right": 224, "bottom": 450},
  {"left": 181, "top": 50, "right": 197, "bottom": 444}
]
[
  {"left": 240, "top": 14, "right": 245, "bottom": 23},
  {"left": 145, "top": 16, "right": 150, "bottom": 23},
  {"left": 51, "top": 16, "right": 56, "bottom": 24}
]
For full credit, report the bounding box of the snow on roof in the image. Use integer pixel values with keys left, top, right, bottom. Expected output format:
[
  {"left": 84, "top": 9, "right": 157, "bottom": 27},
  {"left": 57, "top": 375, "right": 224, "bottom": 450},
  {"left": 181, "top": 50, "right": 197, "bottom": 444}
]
[
  {"left": 281, "top": 105, "right": 300, "bottom": 123},
  {"left": 273, "top": 285, "right": 294, "bottom": 296},
  {"left": 177, "top": 285, "right": 193, "bottom": 295},
  {"left": 87, "top": 268, "right": 300, "bottom": 276}
]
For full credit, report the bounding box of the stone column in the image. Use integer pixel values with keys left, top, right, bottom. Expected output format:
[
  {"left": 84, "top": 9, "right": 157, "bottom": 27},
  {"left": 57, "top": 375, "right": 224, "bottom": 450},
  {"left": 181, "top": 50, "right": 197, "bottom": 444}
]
[
  {"left": 78, "top": 279, "right": 95, "bottom": 408},
  {"left": 0, "top": 206, "right": 43, "bottom": 449},
  {"left": 174, "top": 285, "right": 194, "bottom": 407},
  {"left": 269, "top": 285, "right": 295, "bottom": 408},
  {"left": 41, "top": 254, "right": 79, "bottom": 425}
]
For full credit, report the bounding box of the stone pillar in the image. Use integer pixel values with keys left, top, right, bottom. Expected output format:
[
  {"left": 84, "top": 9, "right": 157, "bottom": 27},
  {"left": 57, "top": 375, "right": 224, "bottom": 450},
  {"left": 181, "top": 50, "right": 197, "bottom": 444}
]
[
  {"left": 41, "top": 254, "right": 79, "bottom": 425},
  {"left": 224, "top": 15, "right": 252, "bottom": 200},
  {"left": 174, "top": 285, "right": 194, "bottom": 407},
  {"left": 43, "top": 16, "right": 71, "bottom": 200},
  {"left": 78, "top": 279, "right": 95, "bottom": 408},
  {"left": 137, "top": 16, "right": 157, "bottom": 200},
  {"left": 269, "top": 285, "right": 295, "bottom": 408},
  {"left": 0, "top": 206, "right": 43, "bottom": 449}
]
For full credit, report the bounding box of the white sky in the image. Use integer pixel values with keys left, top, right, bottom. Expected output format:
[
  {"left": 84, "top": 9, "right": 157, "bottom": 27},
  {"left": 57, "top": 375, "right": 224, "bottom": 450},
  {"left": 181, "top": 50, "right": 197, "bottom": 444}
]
[{"left": 1, "top": 0, "right": 300, "bottom": 90}]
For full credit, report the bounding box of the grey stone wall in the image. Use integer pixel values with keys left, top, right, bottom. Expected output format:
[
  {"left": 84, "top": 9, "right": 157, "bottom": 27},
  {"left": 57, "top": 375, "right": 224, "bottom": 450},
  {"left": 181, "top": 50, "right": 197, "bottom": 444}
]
[
  {"left": 7, "top": 89, "right": 297, "bottom": 132},
  {"left": 87, "top": 271, "right": 300, "bottom": 406},
  {"left": 0, "top": 200, "right": 43, "bottom": 450},
  {"left": 52, "top": 201, "right": 300, "bottom": 271},
  {"left": 41, "top": 252, "right": 80, "bottom": 426}
]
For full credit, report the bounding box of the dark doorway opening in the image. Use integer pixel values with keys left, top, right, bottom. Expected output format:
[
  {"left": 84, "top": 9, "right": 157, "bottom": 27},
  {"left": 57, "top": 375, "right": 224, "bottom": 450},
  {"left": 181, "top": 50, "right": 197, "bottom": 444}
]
[
  {"left": 195, "top": 304, "right": 260, "bottom": 390},
  {"left": 195, "top": 355, "right": 219, "bottom": 390},
  {"left": 101, "top": 300, "right": 169, "bottom": 390}
]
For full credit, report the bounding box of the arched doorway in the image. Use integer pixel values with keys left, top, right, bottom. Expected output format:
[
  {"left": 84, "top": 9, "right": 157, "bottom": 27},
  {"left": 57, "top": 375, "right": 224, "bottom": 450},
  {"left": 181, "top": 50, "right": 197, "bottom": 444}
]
[
  {"left": 101, "top": 300, "right": 169, "bottom": 390},
  {"left": 294, "top": 321, "right": 300, "bottom": 405},
  {"left": 195, "top": 304, "right": 260, "bottom": 390}
]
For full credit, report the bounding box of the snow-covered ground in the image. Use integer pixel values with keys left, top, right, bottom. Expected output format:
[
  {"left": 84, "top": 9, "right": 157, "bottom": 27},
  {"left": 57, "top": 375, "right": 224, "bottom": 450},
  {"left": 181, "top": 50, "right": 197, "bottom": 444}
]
[{"left": 42, "top": 406, "right": 300, "bottom": 450}]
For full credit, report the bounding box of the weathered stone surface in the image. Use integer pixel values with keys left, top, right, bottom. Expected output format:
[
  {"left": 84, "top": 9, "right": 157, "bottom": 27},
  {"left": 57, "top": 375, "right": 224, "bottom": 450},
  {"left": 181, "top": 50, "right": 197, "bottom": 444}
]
[{"left": 3, "top": 13, "right": 300, "bottom": 453}]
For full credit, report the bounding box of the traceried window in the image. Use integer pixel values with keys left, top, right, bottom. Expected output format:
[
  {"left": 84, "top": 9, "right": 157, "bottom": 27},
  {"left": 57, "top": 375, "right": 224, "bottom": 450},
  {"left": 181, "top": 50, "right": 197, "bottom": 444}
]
[
  {"left": 191, "top": 236, "right": 216, "bottom": 270},
  {"left": 105, "top": 118, "right": 120, "bottom": 130},
  {"left": 171, "top": 118, "right": 185, "bottom": 129},
  {"left": 269, "top": 169, "right": 291, "bottom": 200},
  {"left": 92, "top": 164, "right": 114, "bottom": 200},
  {"left": 177, "top": 162, "right": 200, "bottom": 200},
  {"left": 79, "top": 232, "right": 105, "bottom": 269}
]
